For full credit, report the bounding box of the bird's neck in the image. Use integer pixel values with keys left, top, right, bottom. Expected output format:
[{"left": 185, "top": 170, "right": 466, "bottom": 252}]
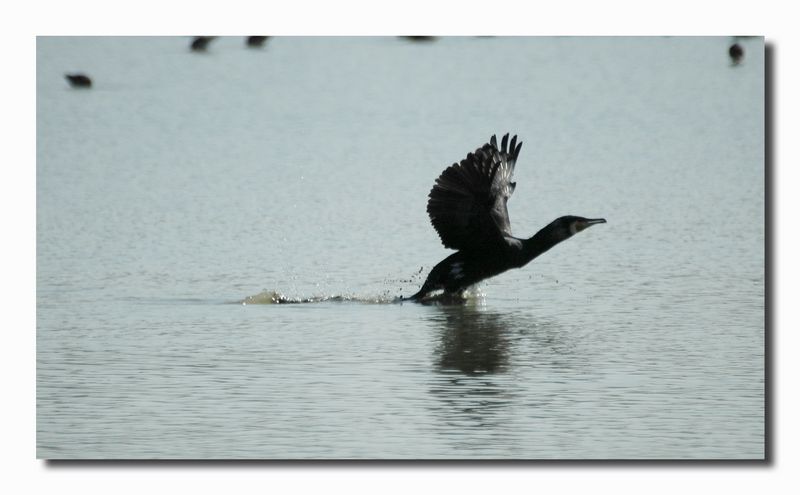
[{"left": 520, "top": 224, "right": 564, "bottom": 265}]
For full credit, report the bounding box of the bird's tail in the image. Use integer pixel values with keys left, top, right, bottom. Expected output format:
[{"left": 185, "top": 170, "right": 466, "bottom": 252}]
[
  {"left": 405, "top": 289, "right": 424, "bottom": 301},
  {"left": 404, "top": 282, "right": 432, "bottom": 301}
]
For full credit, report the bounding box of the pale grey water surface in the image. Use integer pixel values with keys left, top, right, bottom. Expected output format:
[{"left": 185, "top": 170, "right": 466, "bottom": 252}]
[{"left": 37, "top": 36, "right": 764, "bottom": 459}]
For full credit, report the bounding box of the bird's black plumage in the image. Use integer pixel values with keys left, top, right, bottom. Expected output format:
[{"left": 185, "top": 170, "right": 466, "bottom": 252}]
[
  {"left": 190, "top": 36, "right": 216, "bottom": 52},
  {"left": 427, "top": 133, "right": 522, "bottom": 251},
  {"left": 408, "top": 133, "right": 605, "bottom": 302},
  {"left": 246, "top": 36, "right": 269, "bottom": 47},
  {"left": 729, "top": 43, "right": 744, "bottom": 64},
  {"left": 400, "top": 36, "right": 437, "bottom": 42},
  {"left": 65, "top": 73, "right": 92, "bottom": 88}
]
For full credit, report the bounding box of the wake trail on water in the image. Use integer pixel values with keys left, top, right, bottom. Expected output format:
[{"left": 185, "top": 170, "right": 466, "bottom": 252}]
[
  {"left": 237, "top": 267, "right": 487, "bottom": 306},
  {"left": 239, "top": 290, "right": 400, "bottom": 305},
  {"left": 238, "top": 288, "right": 486, "bottom": 306}
]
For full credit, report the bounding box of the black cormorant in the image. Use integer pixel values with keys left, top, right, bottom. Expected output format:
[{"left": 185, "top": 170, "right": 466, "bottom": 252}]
[
  {"left": 190, "top": 36, "right": 216, "bottom": 52},
  {"left": 64, "top": 73, "right": 92, "bottom": 88},
  {"left": 400, "top": 36, "right": 437, "bottom": 42},
  {"left": 246, "top": 36, "right": 269, "bottom": 47},
  {"left": 408, "top": 133, "right": 606, "bottom": 301},
  {"left": 729, "top": 43, "right": 744, "bottom": 64}
]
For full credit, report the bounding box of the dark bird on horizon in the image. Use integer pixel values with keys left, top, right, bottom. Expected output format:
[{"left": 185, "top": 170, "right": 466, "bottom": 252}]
[
  {"left": 64, "top": 73, "right": 92, "bottom": 88},
  {"left": 246, "top": 36, "right": 269, "bottom": 47},
  {"left": 729, "top": 43, "right": 744, "bottom": 64},
  {"left": 400, "top": 36, "right": 437, "bottom": 42},
  {"left": 190, "top": 36, "right": 216, "bottom": 52},
  {"left": 407, "top": 133, "right": 606, "bottom": 302}
]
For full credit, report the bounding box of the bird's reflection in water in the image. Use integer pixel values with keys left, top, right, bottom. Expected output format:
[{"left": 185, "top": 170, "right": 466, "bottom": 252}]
[
  {"left": 434, "top": 305, "right": 511, "bottom": 375},
  {"left": 426, "top": 305, "right": 517, "bottom": 442},
  {"left": 426, "top": 306, "right": 581, "bottom": 455}
]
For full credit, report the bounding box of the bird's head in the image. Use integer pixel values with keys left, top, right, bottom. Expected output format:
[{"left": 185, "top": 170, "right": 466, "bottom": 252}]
[{"left": 552, "top": 215, "right": 606, "bottom": 239}]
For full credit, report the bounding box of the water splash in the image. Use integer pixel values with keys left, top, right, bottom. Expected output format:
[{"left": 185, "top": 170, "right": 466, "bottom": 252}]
[
  {"left": 239, "top": 287, "right": 486, "bottom": 306},
  {"left": 239, "top": 290, "right": 400, "bottom": 305},
  {"left": 412, "top": 286, "right": 486, "bottom": 306}
]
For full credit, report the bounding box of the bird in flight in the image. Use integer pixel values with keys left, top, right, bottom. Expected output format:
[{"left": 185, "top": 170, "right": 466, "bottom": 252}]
[{"left": 407, "top": 133, "right": 605, "bottom": 302}]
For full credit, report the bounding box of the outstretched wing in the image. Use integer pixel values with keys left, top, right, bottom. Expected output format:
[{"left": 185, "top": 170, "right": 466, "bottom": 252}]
[{"left": 426, "top": 133, "right": 523, "bottom": 251}]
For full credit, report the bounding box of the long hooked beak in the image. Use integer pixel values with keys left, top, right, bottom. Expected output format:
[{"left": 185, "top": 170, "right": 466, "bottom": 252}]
[{"left": 586, "top": 218, "right": 607, "bottom": 226}]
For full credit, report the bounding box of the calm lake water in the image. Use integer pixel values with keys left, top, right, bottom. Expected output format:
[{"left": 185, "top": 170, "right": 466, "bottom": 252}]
[{"left": 36, "top": 36, "right": 764, "bottom": 459}]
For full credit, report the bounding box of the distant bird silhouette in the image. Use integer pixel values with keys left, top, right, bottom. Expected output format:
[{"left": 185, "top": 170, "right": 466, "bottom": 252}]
[
  {"left": 190, "top": 36, "right": 216, "bottom": 52},
  {"left": 408, "top": 133, "right": 605, "bottom": 301},
  {"left": 400, "top": 36, "right": 437, "bottom": 42},
  {"left": 246, "top": 36, "right": 269, "bottom": 47},
  {"left": 729, "top": 43, "right": 744, "bottom": 64},
  {"left": 64, "top": 73, "right": 92, "bottom": 88}
]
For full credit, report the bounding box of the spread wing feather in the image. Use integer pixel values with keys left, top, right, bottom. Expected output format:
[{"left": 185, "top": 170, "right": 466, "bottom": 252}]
[{"left": 426, "top": 133, "right": 523, "bottom": 250}]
